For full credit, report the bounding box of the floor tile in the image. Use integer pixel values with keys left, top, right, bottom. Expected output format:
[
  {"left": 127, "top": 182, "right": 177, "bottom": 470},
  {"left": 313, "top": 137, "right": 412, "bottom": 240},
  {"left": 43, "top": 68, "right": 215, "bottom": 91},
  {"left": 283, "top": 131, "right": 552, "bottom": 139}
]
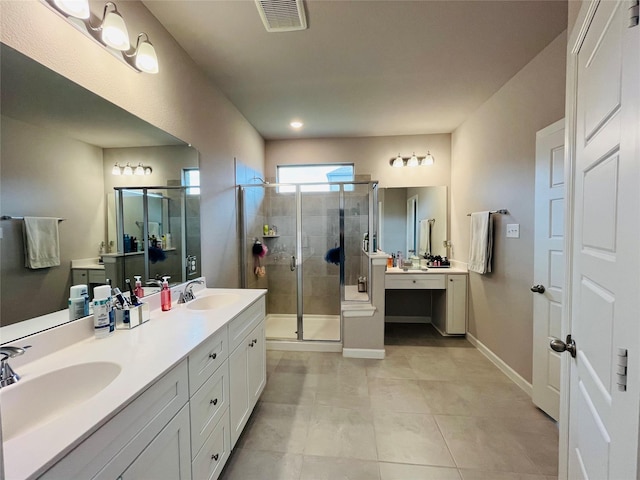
[
  {"left": 366, "top": 355, "right": 418, "bottom": 379},
  {"left": 379, "top": 462, "right": 462, "bottom": 480},
  {"left": 368, "top": 377, "right": 431, "bottom": 413},
  {"left": 373, "top": 411, "right": 455, "bottom": 467},
  {"left": 219, "top": 449, "right": 303, "bottom": 480},
  {"left": 459, "top": 469, "right": 553, "bottom": 480},
  {"left": 236, "top": 403, "right": 312, "bottom": 454},
  {"left": 435, "top": 415, "right": 541, "bottom": 474},
  {"left": 260, "top": 371, "right": 319, "bottom": 405},
  {"left": 300, "top": 455, "right": 381, "bottom": 480},
  {"left": 304, "top": 405, "right": 378, "bottom": 460}
]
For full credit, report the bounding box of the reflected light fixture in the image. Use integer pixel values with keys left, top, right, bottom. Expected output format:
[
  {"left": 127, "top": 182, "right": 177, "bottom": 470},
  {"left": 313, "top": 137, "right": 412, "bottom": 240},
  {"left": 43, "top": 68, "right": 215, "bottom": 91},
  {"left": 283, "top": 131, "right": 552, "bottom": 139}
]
[
  {"left": 290, "top": 121, "right": 304, "bottom": 129},
  {"left": 389, "top": 152, "right": 435, "bottom": 168},
  {"left": 52, "top": 0, "right": 90, "bottom": 19},
  {"left": 111, "top": 162, "right": 153, "bottom": 176}
]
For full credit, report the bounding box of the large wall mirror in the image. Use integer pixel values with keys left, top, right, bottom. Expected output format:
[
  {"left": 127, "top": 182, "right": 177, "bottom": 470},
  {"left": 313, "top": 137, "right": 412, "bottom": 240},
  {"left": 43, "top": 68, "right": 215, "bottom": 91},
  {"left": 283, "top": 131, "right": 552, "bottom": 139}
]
[
  {"left": 379, "top": 186, "right": 448, "bottom": 258},
  {"left": 0, "top": 44, "right": 200, "bottom": 338}
]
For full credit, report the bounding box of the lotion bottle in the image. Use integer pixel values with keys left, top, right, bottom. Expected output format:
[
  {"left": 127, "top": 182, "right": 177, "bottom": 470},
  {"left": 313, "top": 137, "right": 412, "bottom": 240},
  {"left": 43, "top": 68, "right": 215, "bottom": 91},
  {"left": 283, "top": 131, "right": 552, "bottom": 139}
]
[
  {"left": 161, "top": 276, "right": 171, "bottom": 311},
  {"left": 93, "top": 285, "right": 113, "bottom": 338}
]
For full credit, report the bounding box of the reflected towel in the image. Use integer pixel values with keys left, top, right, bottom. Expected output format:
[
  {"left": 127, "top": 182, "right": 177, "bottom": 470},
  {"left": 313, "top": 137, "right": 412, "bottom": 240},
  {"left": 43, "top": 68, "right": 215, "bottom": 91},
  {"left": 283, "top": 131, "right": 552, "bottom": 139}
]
[
  {"left": 419, "top": 219, "right": 432, "bottom": 256},
  {"left": 468, "top": 212, "right": 493, "bottom": 274},
  {"left": 23, "top": 217, "right": 60, "bottom": 269}
]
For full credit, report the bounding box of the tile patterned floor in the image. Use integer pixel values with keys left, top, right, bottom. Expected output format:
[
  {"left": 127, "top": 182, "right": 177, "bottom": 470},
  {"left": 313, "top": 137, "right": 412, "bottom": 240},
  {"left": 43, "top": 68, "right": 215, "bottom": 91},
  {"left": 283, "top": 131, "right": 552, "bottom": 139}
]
[{"left": 220, "top": 325, "right": 558, "bottom": 480}]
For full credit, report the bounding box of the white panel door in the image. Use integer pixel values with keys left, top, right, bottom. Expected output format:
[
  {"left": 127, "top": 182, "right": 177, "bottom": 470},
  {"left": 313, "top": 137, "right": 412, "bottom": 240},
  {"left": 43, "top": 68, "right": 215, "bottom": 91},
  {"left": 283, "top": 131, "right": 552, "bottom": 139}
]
[
  {"left": 532, "top": 119, "right": 565, "bottom": 421},
  {"left": 566, "top": 2, "right": 640, "bottom": 479}
]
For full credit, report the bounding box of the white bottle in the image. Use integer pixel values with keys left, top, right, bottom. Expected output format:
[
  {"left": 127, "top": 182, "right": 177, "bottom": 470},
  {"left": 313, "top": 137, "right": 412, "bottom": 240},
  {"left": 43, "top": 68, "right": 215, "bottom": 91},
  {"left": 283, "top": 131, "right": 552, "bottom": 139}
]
[
  {"left": 68, "top": 284, "right": 89, "bottom": 321},
  {"left": 93, "top": 285, "right": 113, "bottom": 339}
]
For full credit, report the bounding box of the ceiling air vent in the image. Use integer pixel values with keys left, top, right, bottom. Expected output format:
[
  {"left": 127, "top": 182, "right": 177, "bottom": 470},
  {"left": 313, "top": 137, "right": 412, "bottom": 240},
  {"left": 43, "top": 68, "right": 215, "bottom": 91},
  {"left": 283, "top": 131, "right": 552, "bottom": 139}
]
[{"left": 254, "top": 0, "right": 307, "bottom": 32}]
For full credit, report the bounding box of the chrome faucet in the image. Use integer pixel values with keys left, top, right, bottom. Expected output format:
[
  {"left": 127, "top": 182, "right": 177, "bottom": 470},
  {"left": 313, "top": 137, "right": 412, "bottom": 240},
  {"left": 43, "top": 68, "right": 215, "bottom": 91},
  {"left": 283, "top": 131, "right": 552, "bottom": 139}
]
[
  {"left": 178, "top": 280, "right": 205, "bottom": 304},
  {"left": 0, "top": 346, "right": 26, "bottom": 388}
]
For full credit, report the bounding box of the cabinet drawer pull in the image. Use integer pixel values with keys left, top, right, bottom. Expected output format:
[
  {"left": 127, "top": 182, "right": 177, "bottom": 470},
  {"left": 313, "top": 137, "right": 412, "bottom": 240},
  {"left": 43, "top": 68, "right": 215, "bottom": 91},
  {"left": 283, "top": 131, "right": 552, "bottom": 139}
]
[
  {"left": 208, "top": 352, "right": 217, "bottom": 360},
  {"left": 249, "top": 341, "right": 254, "bottom": 347},
  {"left": 253, "top": 338, "right": 258, "bottom": 344},
  {"left": 210, "top": 398, "right": 218, "bottom": 406},
  {"left": 211, "top": 453, "right": 219, "bottom": 461}
]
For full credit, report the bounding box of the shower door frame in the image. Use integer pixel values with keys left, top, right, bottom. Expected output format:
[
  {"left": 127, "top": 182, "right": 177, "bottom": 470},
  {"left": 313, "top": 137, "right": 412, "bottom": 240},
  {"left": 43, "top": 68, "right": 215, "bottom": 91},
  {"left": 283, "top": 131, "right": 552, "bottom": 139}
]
[{"left": 239, "top": 181, "right": 378, "bottom": 343}]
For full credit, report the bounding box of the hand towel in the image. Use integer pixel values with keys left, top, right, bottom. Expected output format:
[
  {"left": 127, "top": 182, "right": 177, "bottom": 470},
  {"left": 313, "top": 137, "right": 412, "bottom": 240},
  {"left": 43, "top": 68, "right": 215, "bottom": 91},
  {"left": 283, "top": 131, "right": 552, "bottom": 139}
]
[
  {"left": 419, "top": 219, "right": 432, "bottom": 256},
  {"left": 23, "top": 217, "right": 61, "bottom": 269},
  {"left": 468, "top": 212, "right": 493, "bottom": 274}
]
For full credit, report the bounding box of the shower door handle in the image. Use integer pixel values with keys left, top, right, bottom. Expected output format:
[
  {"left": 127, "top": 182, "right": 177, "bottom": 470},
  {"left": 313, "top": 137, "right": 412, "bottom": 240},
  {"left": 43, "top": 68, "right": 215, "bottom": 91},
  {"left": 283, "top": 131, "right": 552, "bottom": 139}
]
[{"left": 290, "top": 255, "right": 297, "bottom": 271}]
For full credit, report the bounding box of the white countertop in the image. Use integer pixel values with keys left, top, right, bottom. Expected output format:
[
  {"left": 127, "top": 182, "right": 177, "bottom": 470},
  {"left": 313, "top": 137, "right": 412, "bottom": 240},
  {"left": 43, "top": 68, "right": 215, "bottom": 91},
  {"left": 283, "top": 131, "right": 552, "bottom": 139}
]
[
  {"left": 70, "top": 258, "right": 105, "bottom": 270},
  {"left": 1, "top": 286, "right": 266, "bottom": 480},
  {"left": 385, "top": 266, "right": 467, "bottom": 274}
]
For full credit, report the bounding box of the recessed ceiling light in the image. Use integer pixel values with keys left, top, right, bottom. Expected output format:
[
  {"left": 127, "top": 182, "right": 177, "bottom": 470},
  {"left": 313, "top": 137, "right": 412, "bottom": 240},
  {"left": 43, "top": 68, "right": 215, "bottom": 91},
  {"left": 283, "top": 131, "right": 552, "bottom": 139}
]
[{"left": 290, "top": 121, "right": 304, "bottom": 129}]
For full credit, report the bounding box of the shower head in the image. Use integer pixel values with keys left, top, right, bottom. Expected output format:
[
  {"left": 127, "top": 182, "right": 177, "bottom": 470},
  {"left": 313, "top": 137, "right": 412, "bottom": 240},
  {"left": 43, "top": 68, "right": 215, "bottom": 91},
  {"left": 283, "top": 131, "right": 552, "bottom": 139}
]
[{"left": 251, "top": 176, "right": 270, "bottom": 184}]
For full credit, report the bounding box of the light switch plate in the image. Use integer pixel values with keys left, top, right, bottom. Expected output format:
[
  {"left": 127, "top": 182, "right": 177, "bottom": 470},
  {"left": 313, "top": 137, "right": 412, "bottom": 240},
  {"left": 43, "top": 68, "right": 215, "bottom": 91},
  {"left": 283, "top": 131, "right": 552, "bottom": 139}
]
[{"left": 506, "top": 224, "right": 520, "bottom": 238}]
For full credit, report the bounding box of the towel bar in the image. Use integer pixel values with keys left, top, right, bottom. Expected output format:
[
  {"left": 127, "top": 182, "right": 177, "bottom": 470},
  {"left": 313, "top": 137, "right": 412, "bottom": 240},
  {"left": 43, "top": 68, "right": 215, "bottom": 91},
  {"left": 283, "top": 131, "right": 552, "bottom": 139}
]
[
  {"left": 466, "top": 209, "right": 508, "bottom": 216},
  {"left": 1, "top": 215, "right": 65, "bottom": 221}
]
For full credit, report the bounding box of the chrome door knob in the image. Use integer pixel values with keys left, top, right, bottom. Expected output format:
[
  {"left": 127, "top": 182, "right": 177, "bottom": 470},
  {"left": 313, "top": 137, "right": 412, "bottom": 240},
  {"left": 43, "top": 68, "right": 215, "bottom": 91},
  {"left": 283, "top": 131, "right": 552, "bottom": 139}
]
[
  {"left": 530, "top": 284, "right": 546, "bottom": 294},
  {"left": 550, "top": 335, "right": 577, "bottom": 358}
]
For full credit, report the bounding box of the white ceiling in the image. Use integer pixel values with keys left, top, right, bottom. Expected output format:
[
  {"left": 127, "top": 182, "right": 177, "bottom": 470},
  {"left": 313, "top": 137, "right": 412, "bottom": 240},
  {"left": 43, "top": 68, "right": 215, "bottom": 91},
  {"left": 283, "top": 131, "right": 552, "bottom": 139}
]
[{"left": 144, "top": 0, "right": 568, "bottom": 140}]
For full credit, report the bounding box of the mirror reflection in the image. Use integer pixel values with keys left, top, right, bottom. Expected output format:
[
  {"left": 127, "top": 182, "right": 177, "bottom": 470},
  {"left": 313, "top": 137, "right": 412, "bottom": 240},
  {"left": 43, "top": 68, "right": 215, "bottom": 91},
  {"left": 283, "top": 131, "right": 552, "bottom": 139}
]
[
  {"left": 379, "top": 186, "right": 448, "bottom": 258},
  {"left": 0, "top": 43, "right": 200, "bottom": 330}
]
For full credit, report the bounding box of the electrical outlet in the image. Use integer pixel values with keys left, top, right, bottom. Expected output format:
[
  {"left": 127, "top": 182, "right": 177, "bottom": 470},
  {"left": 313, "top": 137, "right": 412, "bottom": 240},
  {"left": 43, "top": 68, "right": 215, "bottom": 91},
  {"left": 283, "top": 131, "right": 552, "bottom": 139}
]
[{"left": 506, "top": 224, "right": 520, "bottom": 238}]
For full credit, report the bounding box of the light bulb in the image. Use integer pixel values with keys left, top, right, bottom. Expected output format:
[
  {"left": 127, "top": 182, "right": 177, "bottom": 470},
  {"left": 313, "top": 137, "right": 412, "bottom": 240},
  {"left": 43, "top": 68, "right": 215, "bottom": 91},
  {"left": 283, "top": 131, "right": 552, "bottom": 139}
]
[
  {"left": 123, "top": 163, "right": 133, "bottom": 175},
  {"left": 392, "top": 154, "right": 404, "bottom": 168},
  {"left": 134, "top": 163, "right": 145, "bottom": 175},
  {"left": 407, "top": 153, "right": 419, "bottom": 167},
  {"left": 135, "top": 39, "right": 158, "bottom": 74},
  {"left": 144, "top": 167, "right": 152, "bottom": 175},
  {"left": 111, "top": 163, "right": 121, "bottom": 175},
  {"left": 101, "top": 7, "right": 130, "bottom": 51},
  {"left": 53, "top": 0, "right": 90, "bottom": 19},
  {"left": 421, "top": 152, "right": 435, "bottom": 166}
]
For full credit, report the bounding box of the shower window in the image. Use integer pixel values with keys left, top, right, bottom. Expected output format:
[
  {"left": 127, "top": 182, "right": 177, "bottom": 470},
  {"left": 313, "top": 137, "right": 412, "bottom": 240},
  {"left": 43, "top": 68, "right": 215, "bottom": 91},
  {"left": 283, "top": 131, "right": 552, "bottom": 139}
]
[
  {"left": 277, "top": 164, "right": 354, "bottom": 192},
  {"left": 182, "top": 168, "right": 200, "bottom": 195}
]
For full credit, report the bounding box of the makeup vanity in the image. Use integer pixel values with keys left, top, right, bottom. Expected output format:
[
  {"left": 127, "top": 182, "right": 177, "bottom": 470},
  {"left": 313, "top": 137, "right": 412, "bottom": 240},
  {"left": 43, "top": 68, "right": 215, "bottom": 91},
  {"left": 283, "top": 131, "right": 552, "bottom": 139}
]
[{"left": 385, "top": 267, "right": 468, "bottom": 335}]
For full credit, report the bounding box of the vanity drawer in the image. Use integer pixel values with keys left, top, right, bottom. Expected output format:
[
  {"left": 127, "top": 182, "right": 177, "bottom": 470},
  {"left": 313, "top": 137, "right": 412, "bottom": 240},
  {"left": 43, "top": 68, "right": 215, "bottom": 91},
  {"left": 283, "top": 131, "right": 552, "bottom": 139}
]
[
  {"left": 88, "top": 269, "right": 106, "bottom": 284},
  {"left": 228, "top": 297, "right": 265, "bottom": 352},
  {"left": 190, "top": 359, "right": 229, "bottom": 458},
  {"left": 385, "top": 274, "right": 446, "bottom": 290},
  {"left": 192, "top": 409, "right": 230, "bottom": 480},
  {"left": 189, "top": 327, "right": 228, "bottom": 394}
]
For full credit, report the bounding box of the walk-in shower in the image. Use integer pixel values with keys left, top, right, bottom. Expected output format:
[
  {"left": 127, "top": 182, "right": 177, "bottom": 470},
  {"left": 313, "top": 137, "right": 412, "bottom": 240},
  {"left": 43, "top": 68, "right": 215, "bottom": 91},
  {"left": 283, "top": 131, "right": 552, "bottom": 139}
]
[{"left": 239, "top": 181, "right": 378, "bottom": 347}]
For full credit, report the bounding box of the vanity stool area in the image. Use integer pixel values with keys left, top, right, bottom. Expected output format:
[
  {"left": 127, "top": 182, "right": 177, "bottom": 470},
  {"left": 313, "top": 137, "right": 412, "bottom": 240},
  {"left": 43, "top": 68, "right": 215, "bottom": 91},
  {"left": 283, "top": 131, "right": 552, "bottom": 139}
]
[{"left": 385, "top": 267, "right": 468, "bottom": 336}]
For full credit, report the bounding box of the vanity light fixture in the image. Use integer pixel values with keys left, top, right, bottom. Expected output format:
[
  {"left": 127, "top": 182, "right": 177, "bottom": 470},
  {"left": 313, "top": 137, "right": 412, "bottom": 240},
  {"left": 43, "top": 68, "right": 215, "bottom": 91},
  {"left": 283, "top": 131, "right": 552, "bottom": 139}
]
[
  {"left": 45, "top": 0, "right": 159, "bottom": 74},
  {"left": 111, "top": 162, "right": 153, "bottom": 176},
  {"left": 124, "top": 33, "right": 159, "bottom": 74},
  {"left": 389, "top": 152, "right": 435, "bottom": 168}
]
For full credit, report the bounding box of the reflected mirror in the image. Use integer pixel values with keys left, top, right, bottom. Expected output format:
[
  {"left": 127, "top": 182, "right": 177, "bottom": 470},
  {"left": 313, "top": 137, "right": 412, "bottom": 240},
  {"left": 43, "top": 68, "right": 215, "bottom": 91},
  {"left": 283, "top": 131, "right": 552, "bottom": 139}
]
[
  {"left": 0, "top": 43, "right": 200, "bottom": 334},
  {"left": 378, "top": 186, "right": 448, "bottom": 258}
]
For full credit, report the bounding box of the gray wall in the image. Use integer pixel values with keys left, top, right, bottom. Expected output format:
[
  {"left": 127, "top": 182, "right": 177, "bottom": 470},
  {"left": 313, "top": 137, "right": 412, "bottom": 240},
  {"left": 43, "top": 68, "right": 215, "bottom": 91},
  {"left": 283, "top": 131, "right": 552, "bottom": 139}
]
[
  {"left": 450, "top": 31, "right": 567, "bottom": 382},
  {"left": 1, "top": 116, "right": 105, "bottom": 324}
]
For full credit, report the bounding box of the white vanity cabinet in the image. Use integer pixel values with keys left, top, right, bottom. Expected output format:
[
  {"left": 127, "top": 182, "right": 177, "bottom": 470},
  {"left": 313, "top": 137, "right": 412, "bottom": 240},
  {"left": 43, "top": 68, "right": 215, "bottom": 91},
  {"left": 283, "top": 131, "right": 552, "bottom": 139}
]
[
  {"left": 228, "top": 298, "right": 266, "bottom": 448},
  {"left": 432, "top": 274, "right": 468, "bottom": 335}
]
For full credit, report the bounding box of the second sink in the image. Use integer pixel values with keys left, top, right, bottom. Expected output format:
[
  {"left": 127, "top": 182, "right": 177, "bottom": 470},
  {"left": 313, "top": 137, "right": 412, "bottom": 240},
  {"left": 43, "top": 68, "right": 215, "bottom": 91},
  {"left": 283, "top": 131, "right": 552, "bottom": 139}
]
[{"left": 186, "top": 293, "right": 242, "bottom": 311}]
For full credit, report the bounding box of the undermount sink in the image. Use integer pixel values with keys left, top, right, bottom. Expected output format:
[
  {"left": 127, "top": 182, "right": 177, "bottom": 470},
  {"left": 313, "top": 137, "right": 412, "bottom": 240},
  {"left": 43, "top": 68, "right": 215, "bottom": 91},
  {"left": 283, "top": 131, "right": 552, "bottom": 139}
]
[
  {"left": 0, "top": 362, "right": 121, "bottom": 441},
  {"left": 186, "top": 293, "right": 242, "bottom": 311}
]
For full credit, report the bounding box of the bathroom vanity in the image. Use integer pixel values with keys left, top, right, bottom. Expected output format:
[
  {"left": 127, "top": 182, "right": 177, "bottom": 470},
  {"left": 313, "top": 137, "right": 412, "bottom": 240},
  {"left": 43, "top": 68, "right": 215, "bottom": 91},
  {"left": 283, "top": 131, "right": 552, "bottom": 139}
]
[
  {"left": 385, "top": 267, "right": 468, "bottom": 335},
  {"left": 0, "top": 284, "right": 266, "bottom": 480}
]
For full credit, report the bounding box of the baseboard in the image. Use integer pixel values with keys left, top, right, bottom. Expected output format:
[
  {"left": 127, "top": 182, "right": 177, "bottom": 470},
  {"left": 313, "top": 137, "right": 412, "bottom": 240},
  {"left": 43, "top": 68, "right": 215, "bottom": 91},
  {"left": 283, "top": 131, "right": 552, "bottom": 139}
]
[
  {"left": 466, "top": 332, "right": 533, "bottom": 397},
  {"left": 342, "top": 348, "right": 385, "bottom": 359},
  {"left": 266, "top": 340, "right": 343, "bottom": 353},
  {"left": 384, "top": 316, "right": 431, "bottom": 324}
]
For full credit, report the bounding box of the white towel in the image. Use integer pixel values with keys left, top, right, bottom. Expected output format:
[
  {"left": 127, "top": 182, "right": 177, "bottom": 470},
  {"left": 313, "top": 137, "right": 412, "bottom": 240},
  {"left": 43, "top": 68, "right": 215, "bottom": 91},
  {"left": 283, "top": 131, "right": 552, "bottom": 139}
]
[
  {"left": 23, "top": 217, "right": 61, "bottom": 269},
  {"left": 468, "top": 212, "right": 493, "bottom": 274},
  {"left": 419, "top": 219, "right": 432, "bottom": 256}
]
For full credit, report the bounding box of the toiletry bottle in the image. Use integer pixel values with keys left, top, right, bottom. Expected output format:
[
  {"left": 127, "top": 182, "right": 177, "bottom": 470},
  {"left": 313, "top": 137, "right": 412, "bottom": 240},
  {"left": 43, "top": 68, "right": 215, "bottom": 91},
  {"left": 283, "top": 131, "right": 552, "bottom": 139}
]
[
  {"left": 134, "top": 275, "right": 145, "bottom": 299},
  {"left": 161, "top": 276, "right": 172, "bottom": 311},
  {"left": 93, "top": 285, "right": 113, "bottom": 339},
  {"left": 68, "top": 284, "right": 89, "bottom": 321}
]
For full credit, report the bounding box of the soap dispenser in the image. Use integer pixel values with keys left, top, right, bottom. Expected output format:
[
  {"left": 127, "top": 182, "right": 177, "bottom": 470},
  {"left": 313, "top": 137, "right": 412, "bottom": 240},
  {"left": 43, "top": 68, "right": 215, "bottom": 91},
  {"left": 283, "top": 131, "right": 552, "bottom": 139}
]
[
  {"left": 161, "top": 276, "right": 171, "bottom": 311},
  {"left": 134, "top": 276, "right": 145, "bottom": 299}
]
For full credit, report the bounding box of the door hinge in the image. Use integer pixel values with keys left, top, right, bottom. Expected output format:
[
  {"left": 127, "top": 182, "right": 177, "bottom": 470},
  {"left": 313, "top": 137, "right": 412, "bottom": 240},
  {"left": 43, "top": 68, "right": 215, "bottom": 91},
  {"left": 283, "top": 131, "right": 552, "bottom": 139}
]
[
  {"left": 616, "top": 347, "right": 628, "bottom": 391},
  {"left": 630, "top": 0, "right": 639, "bottom": 28}
]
